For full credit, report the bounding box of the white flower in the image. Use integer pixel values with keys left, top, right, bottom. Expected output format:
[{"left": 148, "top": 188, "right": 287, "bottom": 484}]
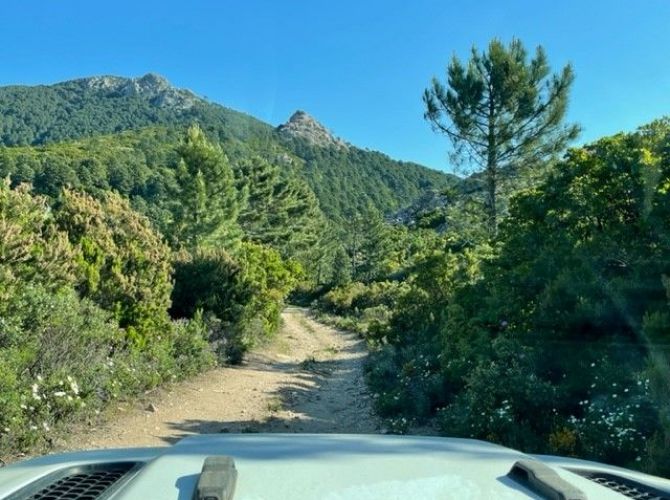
[
  {"left": 42, "top": 422, "right": 50, "bottom": 432},
  {"left": 53, "top": 391, "right": 66, "bottom": 397}
]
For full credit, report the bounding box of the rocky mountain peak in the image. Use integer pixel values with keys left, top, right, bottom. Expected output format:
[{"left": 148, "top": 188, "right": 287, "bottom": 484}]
[
  {"left": 76, "top": 73, "right": 199, "bottom": 111},
  {"left": 277, "top": 110, "right": 348, "bottom": 149}
]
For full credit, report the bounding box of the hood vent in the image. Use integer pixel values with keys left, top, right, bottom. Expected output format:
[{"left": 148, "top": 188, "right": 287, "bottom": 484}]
[
  {"left": 6, "top": 461, "right": 139, "bottom": 500},
  {"left": 569, "top": 470, "right": 670, "bottom": 500}
]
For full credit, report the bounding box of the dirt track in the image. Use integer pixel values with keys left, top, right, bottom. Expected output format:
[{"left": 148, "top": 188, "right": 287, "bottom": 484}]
[{"left": 63, "top": 308, "right": 378, "bottom": 450}]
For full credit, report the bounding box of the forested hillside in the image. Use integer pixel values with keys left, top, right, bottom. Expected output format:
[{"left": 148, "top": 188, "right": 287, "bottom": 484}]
[
  {"left": 0, "top": 74, "right": 456, "bottom": 221},
  {"left": 0, "top": 73, "right": 273, "bottom": 145}
]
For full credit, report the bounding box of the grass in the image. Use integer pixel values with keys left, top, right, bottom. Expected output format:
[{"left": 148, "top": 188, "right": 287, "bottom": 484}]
[{"left": 266, "top": 397, "right": 283, "bottom": 413}]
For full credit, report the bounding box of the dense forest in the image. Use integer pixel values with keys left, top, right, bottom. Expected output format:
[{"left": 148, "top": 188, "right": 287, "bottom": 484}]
[
  {"left": 1, "top": 39, "right": 670, "bottom": 478},
  {"left": 0, "top": 74, "right": 455, "bottom": 221}
]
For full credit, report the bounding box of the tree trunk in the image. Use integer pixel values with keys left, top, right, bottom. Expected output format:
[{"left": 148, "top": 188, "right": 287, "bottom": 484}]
[
  {"left": 487, "top": 93, "right": 498, "bottom": 237},
  {"left": 486, "top": 153, "right": 497, "bottom": 236}
]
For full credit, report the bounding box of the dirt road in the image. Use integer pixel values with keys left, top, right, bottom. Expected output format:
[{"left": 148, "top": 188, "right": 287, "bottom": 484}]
[{"left": 63, "top": 308, "right": 378, "bottom": 450}]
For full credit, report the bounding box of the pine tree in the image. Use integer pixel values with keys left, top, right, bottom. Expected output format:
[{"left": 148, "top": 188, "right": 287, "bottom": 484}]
[
  {"left": 236, "top": 155, "right": 323, "bottom": 261},
  {"left": 423, "top": 38, "right": 579, "bottom": 234},
  {"left": 171, "top": 125, "right": 241, "bottom": 249}
]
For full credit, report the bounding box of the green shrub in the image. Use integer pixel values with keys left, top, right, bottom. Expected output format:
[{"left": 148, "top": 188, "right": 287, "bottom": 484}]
[
  {"left": 171, "top": 242, "right": 297, "bottom": 362},
  {"left": 0, "top": 285, "right": 120, "bottom": 451},
  {"left": 171, "top": 311, "right": 216, "bottom": 377},
  {"left": 0, "top": 183, "right": 215, "bottom": 457},
  {"left": 319, "top": 282, "right": 368, "bottom": 315},
  {"left": 0, "top": 181, "right": 75, "bottom": 301},
  {"left": 54, "top": 189, "right": 174, "bottom": 342},
  {"left": 316, "top": 280, "right": 411, "bottom": 340}
]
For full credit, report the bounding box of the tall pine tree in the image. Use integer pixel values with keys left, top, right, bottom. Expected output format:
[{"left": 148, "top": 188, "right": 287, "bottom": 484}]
[{"left": 423, "top": 38, "right": 579, "bottom": 234}]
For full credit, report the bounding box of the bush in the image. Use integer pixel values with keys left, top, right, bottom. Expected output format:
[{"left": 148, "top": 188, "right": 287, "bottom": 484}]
[
  {"left": 0, "top": 284, "right": 215, "bottom": 453},
  {"left": 54, "top": 189, "right": 174, "bottom": 342},
  {"left": 0, "top": 285, "right": 121, "bottom": 451},
  {"left": 0, "top": 183, "right": 215, "bottom": 457},
  {"left": 171, "top": 242, "right": 297, "bottom": 362},
  {"left": 0, "top": 181, "right": 75, "bottom": 300},
  {"left": 316, "top": 281, "right": 409, "bottom": 340},
  {"left": 171, "top": 311, "right": 216, "bottom": 377}
]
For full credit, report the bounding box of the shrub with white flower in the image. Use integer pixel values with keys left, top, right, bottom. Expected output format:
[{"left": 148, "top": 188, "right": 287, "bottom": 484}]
[
  {"left": 18, "top": 373, "right": 85, "bottom": 442},
  {"left": 566, "top": 376, "right": 659, "bottom": 465}
]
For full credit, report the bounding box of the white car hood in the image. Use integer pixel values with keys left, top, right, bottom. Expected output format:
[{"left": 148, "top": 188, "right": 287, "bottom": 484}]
[{"left": 1, "top": 433, "right": 668, "bottom": 499}]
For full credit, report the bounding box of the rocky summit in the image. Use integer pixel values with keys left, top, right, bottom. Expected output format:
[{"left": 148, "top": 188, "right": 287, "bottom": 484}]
[
  {"left": 277, "top": 110, "right": 348, "bottom": 149},
  {"left": 75, "top": 73, "right": 199, "bottom": 110}
]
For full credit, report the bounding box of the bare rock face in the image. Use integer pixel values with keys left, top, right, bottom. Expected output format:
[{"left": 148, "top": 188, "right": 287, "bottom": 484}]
[
  {"left": 277, "top": 110, "right": 348, "bottom": 149},
  {"left": 77, "top": 73, "right": 199, "bottom": 111}
]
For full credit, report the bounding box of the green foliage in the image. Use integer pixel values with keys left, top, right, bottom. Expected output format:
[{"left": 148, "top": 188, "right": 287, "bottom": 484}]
[
  {"left": 236, "top": 155, "right": 323, "bottom": 265},
  {"left": 55, "top": 189, "right": 174, "bottom": 341},
  {"left": 0, "top": 285, "right": 121, "bottom": 451},
  {"left": 424, "top": 38, "right": 579, "bottom": 232},
  {"left": 171, "top": 125, "right": 242, "bottom": 249},
  {"left": 0, "top": 183, "right": 214, "bottom": 455},
  {"left": 367, "top": 120, "right": 670, "bottom": 474},
  {"left": 316, "top": 280, "right": 411, "bottom": 338},
  {"left": 171, "top": 242, "right": 297, "bottom": 363},
  {"left": 0, "top": 181, "right": 75, "bottom": 300}
]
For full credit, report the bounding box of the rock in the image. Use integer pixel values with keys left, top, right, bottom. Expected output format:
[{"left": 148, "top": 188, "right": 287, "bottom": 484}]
[
  {"left": 389, "top": 189, "right": 452, "bottom": 227},
  {"left": 146, "top": 403, "right": 158, "bottom": 413},
  {"left": 77, "top": 73, "right": 199, "bottom": 111},
  {"left": 277, "top": 111, "right": 348, "bottom": 150}
]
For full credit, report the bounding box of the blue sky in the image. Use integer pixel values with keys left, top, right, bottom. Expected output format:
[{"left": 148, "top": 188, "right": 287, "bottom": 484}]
[{"left": 1, "top": 0, "right": 669, "bottom": 172}]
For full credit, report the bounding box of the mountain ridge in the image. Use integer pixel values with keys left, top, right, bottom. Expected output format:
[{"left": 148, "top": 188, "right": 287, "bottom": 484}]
[{"left": 0, "top": 72, "right": 458, "bottom": 220}]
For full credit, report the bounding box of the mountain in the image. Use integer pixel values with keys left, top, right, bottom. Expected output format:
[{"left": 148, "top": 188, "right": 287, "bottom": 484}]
[
  {"left": 277, "top": 110, "right": 347, "bottom": 149},
  {"left": 0, "top": 73, "right": 272, "bottom": 146},
  {"left": 0, "top": 73, "right": 458, "bottom": 219}
]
